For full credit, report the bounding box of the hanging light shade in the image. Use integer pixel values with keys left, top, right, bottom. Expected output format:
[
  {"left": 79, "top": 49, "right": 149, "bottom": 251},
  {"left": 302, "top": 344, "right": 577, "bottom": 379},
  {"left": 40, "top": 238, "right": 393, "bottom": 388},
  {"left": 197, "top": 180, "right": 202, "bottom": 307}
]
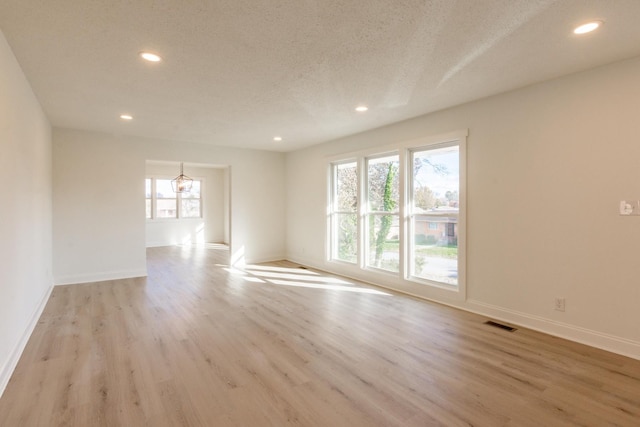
[{"left": 171, "top": 162, "right": 193, "bottom": 193}]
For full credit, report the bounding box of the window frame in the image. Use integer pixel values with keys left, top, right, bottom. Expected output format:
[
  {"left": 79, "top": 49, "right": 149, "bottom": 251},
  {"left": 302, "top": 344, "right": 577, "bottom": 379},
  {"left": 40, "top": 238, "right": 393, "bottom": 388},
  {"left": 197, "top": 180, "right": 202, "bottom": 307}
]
[
  {"left": 155, "top": 178, "right": 178, "bottom": 219},
  {"left": 407, "top": 141, "right": 463, "bottom": 289},
  {"left": 364, "top": 152, "right": 400, "bottom": 274},
  {"left": 145, "top": 176, "right": 204, "bottom": 220},
  {"left": 325, "top": 130, "right": 467, "bottom": 298},
  {"left": 179, "top": 179, "right": 203, "bottom": 219},
  {"left": 145, "top": 178, "right": 153, "bottom": 219},
  {"left": 328, "top": 160, "right": 359, "bottom": 265}
]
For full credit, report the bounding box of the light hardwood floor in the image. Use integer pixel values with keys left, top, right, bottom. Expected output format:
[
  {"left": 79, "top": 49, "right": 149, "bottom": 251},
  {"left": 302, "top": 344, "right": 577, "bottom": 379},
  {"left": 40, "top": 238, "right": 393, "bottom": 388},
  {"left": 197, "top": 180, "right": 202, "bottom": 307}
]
[{"left": 1, "top": 245, "right": 639, "bottom": 426}]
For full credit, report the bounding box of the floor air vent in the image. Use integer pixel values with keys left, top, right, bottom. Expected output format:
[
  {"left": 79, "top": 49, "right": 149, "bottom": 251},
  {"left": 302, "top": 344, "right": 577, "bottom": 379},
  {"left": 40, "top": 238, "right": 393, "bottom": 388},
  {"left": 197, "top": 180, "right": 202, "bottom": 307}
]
[{"left": 485, "top": 320, "right": 517, "bottom": 332}]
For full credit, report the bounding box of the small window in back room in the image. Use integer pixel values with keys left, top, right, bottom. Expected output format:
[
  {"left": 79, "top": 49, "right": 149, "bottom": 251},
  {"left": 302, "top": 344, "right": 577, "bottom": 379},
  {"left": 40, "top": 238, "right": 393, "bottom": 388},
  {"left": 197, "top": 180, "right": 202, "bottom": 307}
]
[
  {"left": 181, "top": 180, "right": 201, "bottom": 218},
  {"left": 156, "top": 179, "right": 177, "bottom": 218},
  {"left": 145, "top": 177, "right": 203, "bottom": 220},
  {"left": 145, "top": 178, "right": 152, "bottom": 219}
]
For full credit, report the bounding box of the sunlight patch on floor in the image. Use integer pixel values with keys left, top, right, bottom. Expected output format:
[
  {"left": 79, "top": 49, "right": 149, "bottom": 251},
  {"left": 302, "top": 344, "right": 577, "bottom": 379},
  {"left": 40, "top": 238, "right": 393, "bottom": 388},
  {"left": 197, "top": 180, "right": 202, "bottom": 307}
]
[
  {"left": 244, "top": 264, "right": 319, "bottom": 275},
  {"left": 227, "top": 263, "right": 392, "bottom": 296},
  {"left": 265, "top": 278, "right": 391, "bottom": 295},
  {"left": 245, "top": 270, "right": 352, "bottom": 285}
]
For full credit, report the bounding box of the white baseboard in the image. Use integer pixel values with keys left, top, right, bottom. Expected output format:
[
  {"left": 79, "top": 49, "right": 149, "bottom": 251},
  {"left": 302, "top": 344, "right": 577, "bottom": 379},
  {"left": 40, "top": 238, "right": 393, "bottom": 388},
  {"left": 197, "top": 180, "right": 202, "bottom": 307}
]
[
  {"left": 145, "top": 241, "right": 170, "bottom": 248},
  {"left": 465, "top": 300, "right": 640, "bottom": 361},
  {"left": 243, "top": 254, "right": 287, "bottom": 265},
  {"left": 0, "top": 284, "right": 53, "bottom": 399},
  {"left": 54, "top": 268, "right": 148, "bottom": 286},
  {"left": 285, "top": 255, "right": 322, "bottom": 270},
  {"left": 285, "top": 256, "right": 640, "bottom": 361}
]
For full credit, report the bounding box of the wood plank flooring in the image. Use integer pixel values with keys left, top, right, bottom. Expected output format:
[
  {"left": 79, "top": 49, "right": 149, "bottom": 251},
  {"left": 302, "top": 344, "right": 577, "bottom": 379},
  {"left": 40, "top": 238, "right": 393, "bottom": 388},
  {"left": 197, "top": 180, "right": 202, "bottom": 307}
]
[{"left": 1, "top": 244, "right": 639, "bottom": 426}]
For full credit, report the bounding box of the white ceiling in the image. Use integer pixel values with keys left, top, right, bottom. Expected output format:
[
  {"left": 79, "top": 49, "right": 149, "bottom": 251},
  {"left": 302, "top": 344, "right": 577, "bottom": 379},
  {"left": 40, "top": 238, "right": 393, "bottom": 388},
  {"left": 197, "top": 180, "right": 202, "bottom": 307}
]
[{"left": 2, "top": 0, "right": 640, "bottom": 152}]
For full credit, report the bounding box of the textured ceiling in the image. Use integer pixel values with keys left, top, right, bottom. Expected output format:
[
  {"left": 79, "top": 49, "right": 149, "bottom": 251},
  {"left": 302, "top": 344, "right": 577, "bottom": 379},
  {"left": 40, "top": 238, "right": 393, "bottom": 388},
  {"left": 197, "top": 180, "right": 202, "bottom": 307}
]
[{"left": 2, "top": 0, "right": 640, "bottom": 152}]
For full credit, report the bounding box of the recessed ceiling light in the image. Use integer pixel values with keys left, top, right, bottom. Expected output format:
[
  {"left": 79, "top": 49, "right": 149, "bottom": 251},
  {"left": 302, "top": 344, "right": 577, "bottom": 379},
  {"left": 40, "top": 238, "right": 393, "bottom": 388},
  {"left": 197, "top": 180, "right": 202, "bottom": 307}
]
[
  {"left": 355, "top": 105, "right": 368, "bottom": 112},
  {"left": 120, "top": 114, "right": 133, "bottom": 120},
  {"left": 273, "top": 136, "right": 283, "bottom": 142},
  {"left": 139, "top": 52, "right": 162, "bottom": 62},
  {"left": 573, "top": 21, "right": 603, "bottom": 35}
]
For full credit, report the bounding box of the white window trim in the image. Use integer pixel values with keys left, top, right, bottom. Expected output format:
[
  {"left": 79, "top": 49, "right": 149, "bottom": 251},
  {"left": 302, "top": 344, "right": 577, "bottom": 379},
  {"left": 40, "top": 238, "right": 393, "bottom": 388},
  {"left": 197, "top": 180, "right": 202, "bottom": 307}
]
[
  {"left": 146, "top": 175, "right": 204, "bottom": 220},
  {"left": 325, "top": 129, "right": 467, "bottom": 299},
  {"left": 327, "top": 159, "right": 359, "bottom": 265},
  {"left": 406, "top": 140, "right": 464, "bottom": 291}
]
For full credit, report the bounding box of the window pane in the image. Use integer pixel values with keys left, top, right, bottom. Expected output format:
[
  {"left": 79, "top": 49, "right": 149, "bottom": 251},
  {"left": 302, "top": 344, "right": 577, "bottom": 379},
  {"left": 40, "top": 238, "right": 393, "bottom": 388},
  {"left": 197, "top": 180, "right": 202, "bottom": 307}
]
[
  {"left": 156, "top": 199, "right": 177, "bottom": 218},
  {"left": 411, "top": 145, "right": 459, "bottom": 286},
  {"left": 412, "top": 146, "right": 459, "bottom": 211},
  {"left": 156, "top": 179, "right": 176, "bottom": 198},
  {"left": 181, "top": 199, "right": 201, "bottom": 218},
  {"left": 145, "top": 199, "right": 152, "bottom": 219},
  {"left": 333, "top": 213, "right": 357, "bottom": 263},
  {"left": 332, "top": 162, "right": 358, "bottom": 263},
  {"left": 145, "top": 178, "right": 151, "bottom": 198},
  {"left": 367, "top": 214, "right": 399, "bottom": 272},
  {"left": 368, "top": 155, "right": 399, "bottom": 212},
  {"left": 182, "top": 180, "right": 201, "bottom": 199},
  {"left": 412, "top": 215, "right": 457, "bottom": 285},
  {"left": 335, "top": 162, "right": 357, "bottom": 212}
]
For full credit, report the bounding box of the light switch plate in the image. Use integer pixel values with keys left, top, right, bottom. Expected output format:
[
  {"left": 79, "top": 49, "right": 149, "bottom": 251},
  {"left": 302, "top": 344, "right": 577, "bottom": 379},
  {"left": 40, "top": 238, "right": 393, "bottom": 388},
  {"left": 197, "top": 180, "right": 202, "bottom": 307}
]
[{"left": 619, "top": 200, "right": 640, "bottom": 216}]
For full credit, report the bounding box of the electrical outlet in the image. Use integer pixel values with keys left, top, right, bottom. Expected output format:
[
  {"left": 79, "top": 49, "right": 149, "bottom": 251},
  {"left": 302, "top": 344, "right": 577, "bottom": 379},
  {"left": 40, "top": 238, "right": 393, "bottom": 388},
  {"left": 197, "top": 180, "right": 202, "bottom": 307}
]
[{"left": 554, "top": 297, "right": 566, "bottom": 312}]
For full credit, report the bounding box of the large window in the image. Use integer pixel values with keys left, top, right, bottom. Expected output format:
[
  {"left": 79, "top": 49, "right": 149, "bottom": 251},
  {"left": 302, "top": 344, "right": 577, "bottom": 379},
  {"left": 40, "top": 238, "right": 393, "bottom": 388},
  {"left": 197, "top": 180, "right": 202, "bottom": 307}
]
[
  {"left": 328, "top": 135, "right": 464, "bottom": 291},
  {"left": 366, "top": 154, "right": 399, "bottom": 273},
  {"left": 330, "top": 161, "right": 358, "bottom": 263},
  {"left": 409, "top": 144, "right": 460, "bottom": 286},
  {"left": 146, "top": 177, "right": 203, "bottom": 220}
]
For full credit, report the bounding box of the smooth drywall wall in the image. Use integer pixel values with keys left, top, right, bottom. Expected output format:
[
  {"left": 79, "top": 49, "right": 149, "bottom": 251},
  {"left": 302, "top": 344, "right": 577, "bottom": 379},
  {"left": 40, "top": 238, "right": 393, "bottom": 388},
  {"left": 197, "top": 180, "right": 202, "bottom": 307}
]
[
  {"left": 145, "top": 163, "right": 227, "bottom": 247},
  {"left": 285, "top": 56, "right": 640, "bottom": 359},
  {"left": 53, "top": 131, "right": 147, "bottom": 284},
  {"left": 53, "top": 128, "right": 285, "bottom": 284},
  {"left": 0, "top": 30, "right": 52, "bottom": 396}
]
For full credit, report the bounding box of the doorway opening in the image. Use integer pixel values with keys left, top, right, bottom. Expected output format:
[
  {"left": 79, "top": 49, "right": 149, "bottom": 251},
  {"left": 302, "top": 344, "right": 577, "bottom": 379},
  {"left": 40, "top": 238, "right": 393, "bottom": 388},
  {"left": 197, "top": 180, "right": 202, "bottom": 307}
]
[{"left": 145, "top": 160, "right": 230, "bottom": 248}]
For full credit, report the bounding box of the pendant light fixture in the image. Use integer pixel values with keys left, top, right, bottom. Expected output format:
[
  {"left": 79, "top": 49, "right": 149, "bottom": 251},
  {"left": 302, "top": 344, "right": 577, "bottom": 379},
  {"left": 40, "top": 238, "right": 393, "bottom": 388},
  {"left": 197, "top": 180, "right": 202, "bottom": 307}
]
[{"left": 171, "top": 162, "right": 193, "bottom": 193}]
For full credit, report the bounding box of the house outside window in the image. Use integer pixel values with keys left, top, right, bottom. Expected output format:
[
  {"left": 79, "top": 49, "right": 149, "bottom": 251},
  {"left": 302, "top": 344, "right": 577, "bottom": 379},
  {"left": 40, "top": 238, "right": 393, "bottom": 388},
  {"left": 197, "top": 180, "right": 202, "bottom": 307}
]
[{"left": 409, "top": 144, "right": 460, "bottom": 286}]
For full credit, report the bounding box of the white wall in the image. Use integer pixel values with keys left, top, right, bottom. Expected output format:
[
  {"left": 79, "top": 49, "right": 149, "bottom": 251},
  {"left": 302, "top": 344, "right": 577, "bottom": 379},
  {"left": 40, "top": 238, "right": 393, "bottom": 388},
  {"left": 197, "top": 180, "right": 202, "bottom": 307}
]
[
  {"left": 53, "top": 129, "right": 285, "bottom": 284},
  {"left": 53, "top": 131, "right": 147, "bottom": 284},
  {"left": 0, "top": 30, "right": 52, "bottom": 396},
  {"left": 145, "top": 162, "right": 227, "bottom": 247},
  {"left": 285, "top": 56, "right": 640, "bottom": 360}
]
